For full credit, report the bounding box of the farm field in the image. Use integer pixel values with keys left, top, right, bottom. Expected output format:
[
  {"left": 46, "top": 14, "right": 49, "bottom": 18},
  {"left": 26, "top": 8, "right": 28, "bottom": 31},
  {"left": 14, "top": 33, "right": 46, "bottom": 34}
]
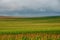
[{"left": 0, "top": 16, "right": 60, "bottom": 40}]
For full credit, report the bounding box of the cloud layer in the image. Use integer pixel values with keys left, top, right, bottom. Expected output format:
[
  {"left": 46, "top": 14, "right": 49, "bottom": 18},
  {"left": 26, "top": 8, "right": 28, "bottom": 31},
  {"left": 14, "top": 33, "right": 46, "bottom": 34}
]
[
  {"left": 0, "top": 0, "right": 60, "bottom": 17},
  {"left": 0, "top": 0, "right": 60, "bottom": 10}
]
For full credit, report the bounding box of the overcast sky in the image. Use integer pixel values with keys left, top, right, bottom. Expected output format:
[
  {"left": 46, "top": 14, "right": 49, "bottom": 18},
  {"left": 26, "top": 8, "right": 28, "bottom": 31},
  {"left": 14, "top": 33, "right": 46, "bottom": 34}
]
[{"left": 0, "top": 0, "right": 60, "bottom": 17}]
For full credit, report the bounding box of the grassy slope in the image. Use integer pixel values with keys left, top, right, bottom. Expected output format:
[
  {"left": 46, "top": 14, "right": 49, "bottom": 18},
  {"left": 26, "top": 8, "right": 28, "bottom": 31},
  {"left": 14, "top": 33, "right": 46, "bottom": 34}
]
[{"left": 0, "top": 16, "right": 60, "bottom": 33}]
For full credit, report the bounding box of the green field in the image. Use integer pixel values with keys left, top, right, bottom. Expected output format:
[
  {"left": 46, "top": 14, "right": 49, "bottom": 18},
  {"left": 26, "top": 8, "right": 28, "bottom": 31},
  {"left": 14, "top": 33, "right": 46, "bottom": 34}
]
[
  {"left": 0, "top": 16, "right": 60, "bottom": 33},
  {"left": 0, "top": 16, "right": 60, "bottom": 40}
]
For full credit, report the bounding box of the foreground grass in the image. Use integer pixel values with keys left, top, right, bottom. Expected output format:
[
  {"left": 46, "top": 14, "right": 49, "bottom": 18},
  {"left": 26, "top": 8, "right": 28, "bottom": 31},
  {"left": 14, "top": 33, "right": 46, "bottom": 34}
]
[{"left": 0, "top": 33, "right": 60, "bottom": 40}]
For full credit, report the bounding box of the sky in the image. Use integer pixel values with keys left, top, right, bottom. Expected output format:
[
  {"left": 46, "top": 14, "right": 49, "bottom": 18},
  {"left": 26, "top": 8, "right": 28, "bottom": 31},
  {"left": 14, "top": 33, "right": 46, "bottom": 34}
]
[{"left": 0, "top": 0, "right": 60, "bottom": 17}]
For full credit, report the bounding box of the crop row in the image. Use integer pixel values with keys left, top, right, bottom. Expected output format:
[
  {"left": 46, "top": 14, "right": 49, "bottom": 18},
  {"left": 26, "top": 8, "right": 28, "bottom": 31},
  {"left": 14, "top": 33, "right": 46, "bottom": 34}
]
[{"left": 0, "top": 33, "right": 60, "bottom": 40}]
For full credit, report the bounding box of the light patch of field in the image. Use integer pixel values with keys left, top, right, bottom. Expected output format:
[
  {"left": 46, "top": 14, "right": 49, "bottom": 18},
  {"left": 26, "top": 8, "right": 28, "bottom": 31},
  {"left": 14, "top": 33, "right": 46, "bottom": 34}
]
[{"left": 0, "top": 23, "right": 60, "bottom": 32}]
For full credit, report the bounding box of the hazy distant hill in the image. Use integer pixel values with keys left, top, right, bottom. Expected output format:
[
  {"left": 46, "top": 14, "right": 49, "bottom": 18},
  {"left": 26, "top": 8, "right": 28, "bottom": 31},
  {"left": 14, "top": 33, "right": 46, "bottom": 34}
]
[{"left": 0, "top": 16, "right": 60, "bottom": 18}]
